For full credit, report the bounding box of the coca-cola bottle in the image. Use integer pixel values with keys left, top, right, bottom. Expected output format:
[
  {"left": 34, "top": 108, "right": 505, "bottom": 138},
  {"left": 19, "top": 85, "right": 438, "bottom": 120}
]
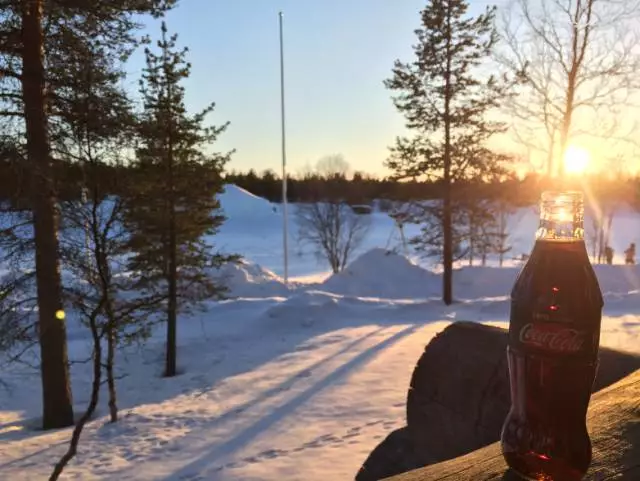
[{"left": 501, "top": 191, "right": 603, "bottom": 481}]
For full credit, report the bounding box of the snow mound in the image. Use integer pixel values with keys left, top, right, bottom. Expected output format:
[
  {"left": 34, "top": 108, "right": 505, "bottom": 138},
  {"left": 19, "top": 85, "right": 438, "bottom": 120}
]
[
  {"left": 217, "top": 184, "right": 278, "bottom": 219},
  {"left": 213, "top": 259, "right": 289, "bottom": 298},
  {"left": 454, "top": 266, "right": 519, "bottom": 300},
  {"left": 453, "top": 263, "right": 640, "bottom": 300},
  {"left": 259, "top": 290, "right": 388, "bottom": 328},
  {"left": 321, "top": 248, "right": 440, "bottom": 299}
]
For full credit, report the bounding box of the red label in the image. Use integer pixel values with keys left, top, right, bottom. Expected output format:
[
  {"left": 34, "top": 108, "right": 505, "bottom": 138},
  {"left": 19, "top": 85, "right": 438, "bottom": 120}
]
[{"left": 519, "top": 322, "right": 585, "bottom": 353}]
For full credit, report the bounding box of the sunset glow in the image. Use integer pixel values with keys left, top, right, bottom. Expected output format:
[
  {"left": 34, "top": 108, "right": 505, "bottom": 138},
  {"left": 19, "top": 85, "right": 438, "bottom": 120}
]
[{"left": 563, "top": 146, "right": 591, "bottom": 174}]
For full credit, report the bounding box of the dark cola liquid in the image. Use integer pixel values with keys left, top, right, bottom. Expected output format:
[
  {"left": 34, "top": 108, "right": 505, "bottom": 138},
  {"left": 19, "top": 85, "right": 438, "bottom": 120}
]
[{"left": 501, "top": 240, "right": 603, "bottom": 481}]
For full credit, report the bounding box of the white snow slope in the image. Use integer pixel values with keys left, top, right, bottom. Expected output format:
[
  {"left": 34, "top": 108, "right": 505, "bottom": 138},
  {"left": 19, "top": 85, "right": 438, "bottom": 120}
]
[{"left": 1, "top": 185, "right": 640, "bottom": 481}]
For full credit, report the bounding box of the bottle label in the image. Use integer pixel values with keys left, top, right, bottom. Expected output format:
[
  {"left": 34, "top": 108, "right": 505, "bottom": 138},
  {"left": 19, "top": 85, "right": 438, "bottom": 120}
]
[
  {"left": 518, "top": 322, "right": 585, "bottom": 353},
  {"left": 509, "top": 304, "right": 600, "bottom": 359}
]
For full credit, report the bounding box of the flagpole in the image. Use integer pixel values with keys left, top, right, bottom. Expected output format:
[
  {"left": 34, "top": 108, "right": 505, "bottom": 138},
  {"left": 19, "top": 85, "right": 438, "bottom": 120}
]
[{"left": 279, "top": 11, "right": 289, "bottom": 285}]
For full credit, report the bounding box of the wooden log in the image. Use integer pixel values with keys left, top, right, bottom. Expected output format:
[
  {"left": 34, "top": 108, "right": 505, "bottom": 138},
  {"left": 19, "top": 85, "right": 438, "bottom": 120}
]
[
  {"left": 387, "top": 368, "right": 640, "bottom": 480},
  {"left": 355, "top": 427, "right": 429, "bottom": 481},
  {"left": 406, "top": 321, "right": 640, "bottom": 464}
]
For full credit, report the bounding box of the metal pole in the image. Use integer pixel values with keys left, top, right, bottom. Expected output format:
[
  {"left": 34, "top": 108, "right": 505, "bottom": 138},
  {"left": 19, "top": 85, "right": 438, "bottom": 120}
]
[
  {"left": 81, "top": 186, "right": 89, "bottom": 259},
  {"left": 279, "top": 11, "right": 289, "bottom": 285}
]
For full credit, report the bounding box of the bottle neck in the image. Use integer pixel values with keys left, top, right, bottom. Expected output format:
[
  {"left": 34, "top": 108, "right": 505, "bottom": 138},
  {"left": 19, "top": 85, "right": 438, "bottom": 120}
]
[{"left": 535, "top": 191, "right": 584, "bottom": 242}]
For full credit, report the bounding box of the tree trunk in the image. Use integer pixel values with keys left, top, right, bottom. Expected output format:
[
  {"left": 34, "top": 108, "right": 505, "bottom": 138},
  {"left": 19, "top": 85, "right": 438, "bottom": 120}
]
[
  {"left": 106, "top": 327, "right": 118, "bottom": 422},
  {"left": 597, "top": 224, "right": 605, "bottom": 264},
  {"left": 442, "top": 4, "right": 453, "bottom": 306},
  {"left": 604, "top": 207, "right": 614, "bottom": 259},
  {"left": 164, "top": 93, "right": 178, "bottom": 377},
  {"left": 165, "top": 214, "right": 178, "bottom": 377},
  {"left": 590, "top": 218, "right": 598, "bottom": 262},
  {"left": 545, "top": 133, "right": 555, "bottom": 177},
  {"left": 387, "top": 367, "right": 640, "bottom": 480},
  {"left": 21, "top": 0, "right": 74, "bottom": 430}
]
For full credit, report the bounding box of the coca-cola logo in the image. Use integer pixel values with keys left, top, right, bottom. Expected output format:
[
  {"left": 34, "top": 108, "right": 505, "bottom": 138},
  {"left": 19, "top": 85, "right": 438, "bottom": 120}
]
[{"left": 519, "top": 323, "right": 585, "bottom": 353}]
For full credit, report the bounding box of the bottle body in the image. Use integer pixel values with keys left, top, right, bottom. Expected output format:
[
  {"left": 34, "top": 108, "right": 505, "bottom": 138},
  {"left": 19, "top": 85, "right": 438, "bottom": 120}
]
[{"left": 501, "top": 192, "right": 603, "bottom": 481}]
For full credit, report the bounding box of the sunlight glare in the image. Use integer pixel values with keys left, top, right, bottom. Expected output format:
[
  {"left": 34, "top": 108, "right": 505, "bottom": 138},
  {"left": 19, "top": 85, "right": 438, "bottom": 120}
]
[
  {"left": 554, "top": 207, "right": 571, "bottom": 223},
  {"left": 563, "top": 146, "right": 590, "bottom": 174}
]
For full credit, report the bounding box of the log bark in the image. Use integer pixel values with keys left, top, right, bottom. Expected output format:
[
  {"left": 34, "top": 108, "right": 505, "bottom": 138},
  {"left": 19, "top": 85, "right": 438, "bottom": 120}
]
[
  {"left": 355, "top": 427, "right": 428, "bottom": 481},
  {"left": 387, "top": 368, "right": 640, "bottom": 480},
  {"left": 406, "top": 321, "right": 640, "bottom": 464}
]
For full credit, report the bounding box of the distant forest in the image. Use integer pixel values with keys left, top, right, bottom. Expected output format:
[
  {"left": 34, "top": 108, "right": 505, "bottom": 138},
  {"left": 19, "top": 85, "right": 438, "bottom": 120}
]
[
  {"left": 226, "top": 168, "right": 640, "bottom": 209},
  {"left": 1, "top": 158, "right": 638, "bottom": 209}
]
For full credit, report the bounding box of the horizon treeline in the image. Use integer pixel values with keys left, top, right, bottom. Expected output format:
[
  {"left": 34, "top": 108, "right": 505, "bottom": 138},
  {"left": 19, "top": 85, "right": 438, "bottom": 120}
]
[{"left": 3, "top": 156, "right": 633, "bottom": 207}]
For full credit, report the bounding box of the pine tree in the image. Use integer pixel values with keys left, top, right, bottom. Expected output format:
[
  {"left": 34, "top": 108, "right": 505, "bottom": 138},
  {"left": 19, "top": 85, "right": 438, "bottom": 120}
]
[
  {"left": 0, "top": 0, "right": 176, "bottom": 430},
  {"left": 384, "top": 0, "right": 510, "bottom": 304},
  {"left": 124, "top": 22, "right": 234, "bottom": 377}
]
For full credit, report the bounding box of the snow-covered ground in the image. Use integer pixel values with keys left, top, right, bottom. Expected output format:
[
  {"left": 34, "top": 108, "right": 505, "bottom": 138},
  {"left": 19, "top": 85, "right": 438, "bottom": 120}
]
[{"left": 1, "top": 184, "right": 640, "bottom": 480}]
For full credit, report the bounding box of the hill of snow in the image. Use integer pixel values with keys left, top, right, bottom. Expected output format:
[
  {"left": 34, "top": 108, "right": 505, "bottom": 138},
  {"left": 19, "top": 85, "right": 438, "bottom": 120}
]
[
  {"left": 218, "top": 184, "right": 278, "bottom": 219},
  {"left": 212, "top": 259, "right": 291, "bottom": 298},
  {"left": 321, "top": 248, "right": 440, "bottom": 299}
]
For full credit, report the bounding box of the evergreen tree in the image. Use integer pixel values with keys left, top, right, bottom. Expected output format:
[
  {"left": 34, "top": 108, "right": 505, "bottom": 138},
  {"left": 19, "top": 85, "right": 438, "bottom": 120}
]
[
  {"left": 124, "top": 22, "right": 234, "bottom": 377},
  {"left": 384, "top": 0, "right": 510, "bottom": 304},
  {"left": 0, "top": 0, "right": 175, "bottom": 429}
]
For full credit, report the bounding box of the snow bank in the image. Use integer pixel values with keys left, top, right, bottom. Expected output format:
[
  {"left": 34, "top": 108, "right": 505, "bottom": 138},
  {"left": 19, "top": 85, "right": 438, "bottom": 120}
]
[
  {"left": 321, "top": 248, "right": 440, "bottom": 299},
  {"left": 213, "top": 258, "right": 290, "bottom": 298},
  {"left": 454, "top": 266, "right": 518, "bottom": 300},
  {"left": 218, "top": 184, "right": 278, "bottom": 219},
  {"left": 317, "top": 248, "right": 640, "bottom": 302},
  {"left": 454, "top": 263, "right": 640, "bottom": 300},
  {"left": 262, "top": 290, "right": 346, "bottom": 325}
]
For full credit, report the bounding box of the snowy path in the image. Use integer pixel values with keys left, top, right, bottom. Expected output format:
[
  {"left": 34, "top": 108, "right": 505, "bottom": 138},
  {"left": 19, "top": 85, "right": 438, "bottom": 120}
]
[{"left": 0, "top": 308, "right": 450, "bottom": 481}]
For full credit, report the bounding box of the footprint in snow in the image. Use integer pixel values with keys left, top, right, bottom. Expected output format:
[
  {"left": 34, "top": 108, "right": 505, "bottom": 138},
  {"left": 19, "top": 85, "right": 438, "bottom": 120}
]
[{"left": 178, "top": 473, "right": 205, "bottom": 480}]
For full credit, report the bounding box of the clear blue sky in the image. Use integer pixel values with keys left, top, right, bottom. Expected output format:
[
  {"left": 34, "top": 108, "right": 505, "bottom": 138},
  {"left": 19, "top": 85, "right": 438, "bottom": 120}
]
[{"left": 128, "top": 0, "right": 493, "bottom": 176}]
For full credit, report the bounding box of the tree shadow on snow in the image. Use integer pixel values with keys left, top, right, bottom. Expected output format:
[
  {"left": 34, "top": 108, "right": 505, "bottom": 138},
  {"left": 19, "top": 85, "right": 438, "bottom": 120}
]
[
  {"left": 111, "top": 324, "right": 421, "bottom": 480},
  {"left": 0, "top": 294, "right": 442, "bottom": 474},
  {"left": 100, "top": 294, "right": 454, "bottom": 414}
]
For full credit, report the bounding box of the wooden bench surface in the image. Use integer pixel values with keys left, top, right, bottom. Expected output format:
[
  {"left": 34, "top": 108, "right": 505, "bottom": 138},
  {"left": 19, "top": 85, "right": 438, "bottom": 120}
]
[{"left": 386, "top": 368, "right": 640, "bottom": 480}]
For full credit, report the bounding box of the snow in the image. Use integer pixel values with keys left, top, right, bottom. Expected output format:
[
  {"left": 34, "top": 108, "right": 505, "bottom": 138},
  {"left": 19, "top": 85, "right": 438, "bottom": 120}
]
[
  {"left": 212, "top": 259, "right": 293, "bottom": 298},
  {"left": 320, "top": 248, "right": 440, "bottom": 299},
  {"left": 1, "top": 185, "right": 640, "bottom": 480},
  {"left": 219, "top": 184, "right": 280, "bottom": 219}
]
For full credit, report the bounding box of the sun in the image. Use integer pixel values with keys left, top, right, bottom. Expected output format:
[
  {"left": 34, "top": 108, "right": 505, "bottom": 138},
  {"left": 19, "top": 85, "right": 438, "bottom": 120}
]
[{"left": 563, "top": 146, "right": 590, "bottom": 174}]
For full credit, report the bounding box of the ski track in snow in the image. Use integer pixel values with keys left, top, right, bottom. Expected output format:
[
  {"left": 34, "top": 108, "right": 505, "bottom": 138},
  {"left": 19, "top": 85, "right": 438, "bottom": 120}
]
[{"left": 1, "top": 186, "right": 640, "bottom": 480}]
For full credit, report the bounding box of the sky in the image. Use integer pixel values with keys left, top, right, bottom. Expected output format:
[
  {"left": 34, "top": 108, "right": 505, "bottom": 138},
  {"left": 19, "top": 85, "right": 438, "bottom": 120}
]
[
  {"left": 124, "top": 0, "right": 640, "bottom": 179},
  {"left": 126, "top": 0, "right": 496, "bottom": 177}
]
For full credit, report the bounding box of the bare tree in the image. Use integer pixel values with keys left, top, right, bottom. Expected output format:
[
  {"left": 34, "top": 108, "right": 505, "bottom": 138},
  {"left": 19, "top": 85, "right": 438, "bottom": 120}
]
[
  {"left": 315, "top": 154, "right": 351, "bottom": 180},
  {"left": 48, "top": 256, "right": 104, "bottom": 481},
  {"left": 296, "top": 202, "right": 370, "bottom": 273},
  {"left": 494, "top": 199, "right": 516, "bottom": 267},
  {"left": 588, "top": 155, "right": 626, "bottom": 263},
  {"left": 498, "top": 0, "right": 640, "bottom": 176},
  {"left": 296, "top": 156, "right": 370, "bottom": 273},
  {"left": 465, "top": 199, "right": 497, "bottom": 266},
  {"left": 462, "top": 192, "right": 516, "bottom": 267}
]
